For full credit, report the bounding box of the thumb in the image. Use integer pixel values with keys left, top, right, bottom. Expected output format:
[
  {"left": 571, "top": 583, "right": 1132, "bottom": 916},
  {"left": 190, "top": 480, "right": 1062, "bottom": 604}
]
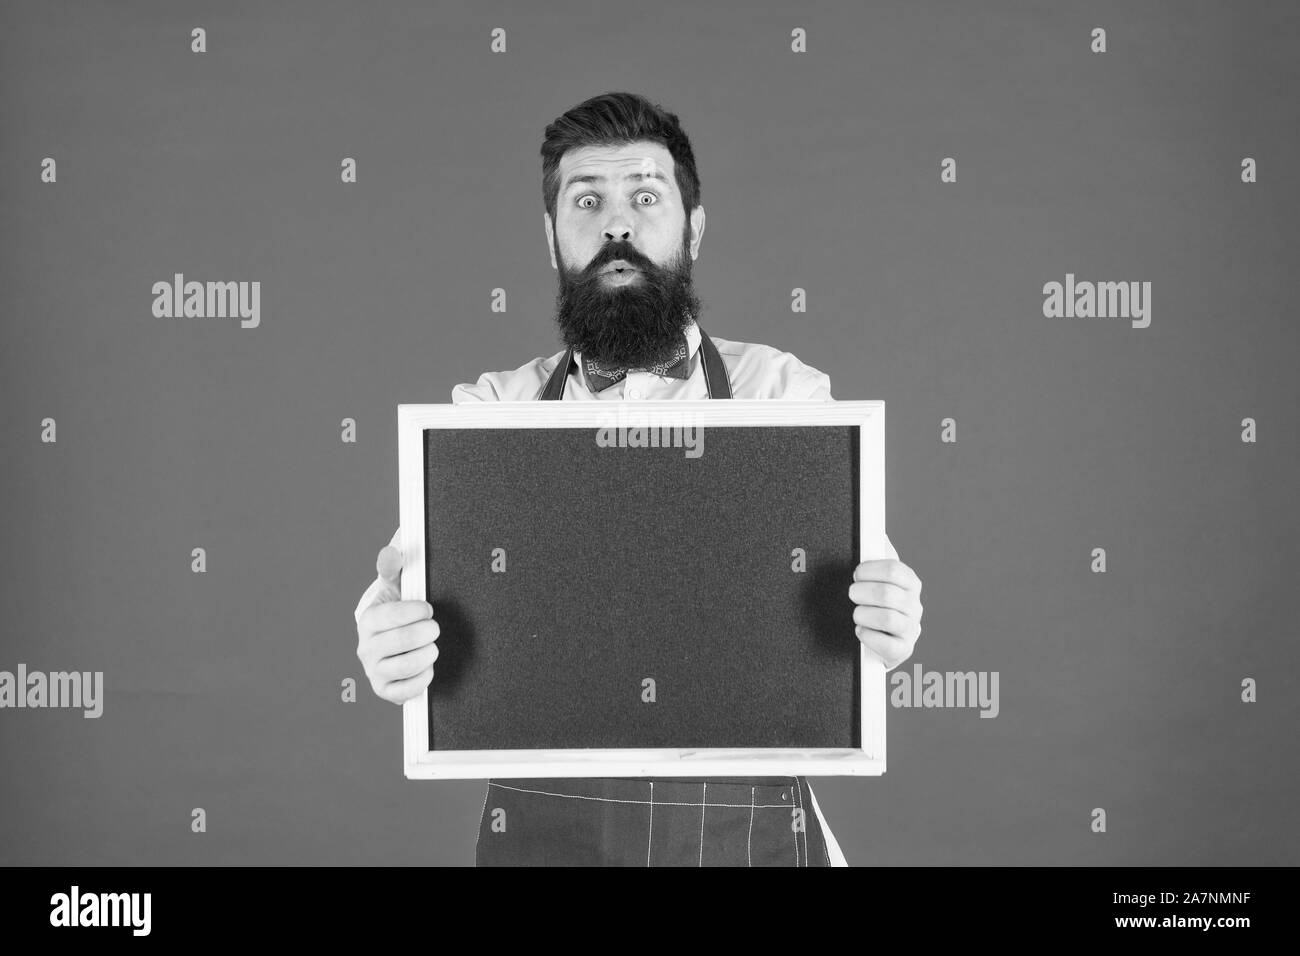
[{"left": 374, "top": 545, "right": 404, "bottom": 603}]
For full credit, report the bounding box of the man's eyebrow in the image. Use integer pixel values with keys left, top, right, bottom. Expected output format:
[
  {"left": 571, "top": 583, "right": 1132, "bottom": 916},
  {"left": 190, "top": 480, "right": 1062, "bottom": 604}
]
[{"left": 561, "top": 170, "right": 669, "bottom": 192}]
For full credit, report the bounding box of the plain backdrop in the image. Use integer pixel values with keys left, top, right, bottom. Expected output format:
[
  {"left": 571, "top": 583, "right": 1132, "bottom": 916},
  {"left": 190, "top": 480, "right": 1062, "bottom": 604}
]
[{"left": 1, "top": 0, "right": 1297, "bottom": 865}]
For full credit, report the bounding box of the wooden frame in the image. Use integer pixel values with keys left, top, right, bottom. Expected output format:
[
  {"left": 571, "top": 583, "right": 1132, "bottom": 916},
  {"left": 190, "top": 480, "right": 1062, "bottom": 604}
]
[{"left": 399, "top": 399, "right": 889, "bottom": 779}]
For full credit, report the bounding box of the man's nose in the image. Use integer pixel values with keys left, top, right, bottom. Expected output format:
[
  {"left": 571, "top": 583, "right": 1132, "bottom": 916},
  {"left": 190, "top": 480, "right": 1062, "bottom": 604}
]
[{"left": 603, "top": 223, "right": 632, "bottom": 242}]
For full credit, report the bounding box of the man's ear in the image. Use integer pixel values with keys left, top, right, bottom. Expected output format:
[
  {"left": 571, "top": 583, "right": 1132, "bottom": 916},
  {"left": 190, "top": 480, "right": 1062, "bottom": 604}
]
[
  {"left": 688, "top": 205, "right": 706, "bottom": 261},
  {"left": 543, "top": 212, "right": 557, "bottom": 270}
]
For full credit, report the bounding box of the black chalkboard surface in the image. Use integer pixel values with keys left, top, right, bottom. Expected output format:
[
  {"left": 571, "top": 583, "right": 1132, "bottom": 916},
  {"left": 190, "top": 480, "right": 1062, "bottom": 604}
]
[{"left": 398, "top": 400, "right": 889, "bottom": 779}]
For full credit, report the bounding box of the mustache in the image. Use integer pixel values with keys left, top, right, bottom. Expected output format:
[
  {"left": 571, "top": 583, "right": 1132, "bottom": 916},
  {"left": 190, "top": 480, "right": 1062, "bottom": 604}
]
[{"left": 578, "top": 242, "right": 658, "bottom": 279}]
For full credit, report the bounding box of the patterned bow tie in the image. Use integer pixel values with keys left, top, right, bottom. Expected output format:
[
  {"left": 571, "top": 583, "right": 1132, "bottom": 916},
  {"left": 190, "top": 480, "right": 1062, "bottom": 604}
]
[{"left": 583, "top": 338, "right": 691, "bottom": 392}]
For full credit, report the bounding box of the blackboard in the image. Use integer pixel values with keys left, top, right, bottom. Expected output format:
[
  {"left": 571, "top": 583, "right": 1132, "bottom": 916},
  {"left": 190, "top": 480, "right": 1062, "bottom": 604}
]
[{"left": 398, "top": 400, "right": 889, "bottom": 779}]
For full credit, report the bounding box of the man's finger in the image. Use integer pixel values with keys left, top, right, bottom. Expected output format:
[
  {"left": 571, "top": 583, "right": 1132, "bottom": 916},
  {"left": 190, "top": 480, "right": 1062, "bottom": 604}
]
[
  {"left": 375, "top": 642, "right": 441, "bottom": 684},
  {"left": 848, "top": 580, "right": 912, "bottom": 609},
  {"left": 375, "top": 545, "right": 404, "bottom": 603},
  {"left": 853, "top": 604, "right": 911, "bottom": 636},
  {"left": 856, "top": 626, "right": 905, "bottom": 670},
  {"left": 853, "top": 559, "right": 918, "bottom": 590},
  {"left": 383, "top": 665, "right": 435, "bottom": 705},
  {"left": 366, "top": 617, "right": 440, "bottom": 661},
  {"left": 365, "top": 599, "right": 434, "bottom": 635}
]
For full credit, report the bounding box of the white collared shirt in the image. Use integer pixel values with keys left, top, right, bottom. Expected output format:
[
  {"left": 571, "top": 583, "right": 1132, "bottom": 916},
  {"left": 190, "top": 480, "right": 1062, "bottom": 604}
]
[
  {"left": 451, "top": 319, "right": 834, "bottom": 402},
  {"left": 356, "top": 320, "right": 898, "bottom": 866}
]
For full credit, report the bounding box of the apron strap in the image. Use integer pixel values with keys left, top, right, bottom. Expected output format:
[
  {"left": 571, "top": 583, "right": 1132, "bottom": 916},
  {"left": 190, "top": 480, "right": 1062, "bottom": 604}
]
[
  {"left": 538, "top": 328, "right": 732, "bottom": 400},
  {"left": 538, "top": 347, "right": 574, "bottom": 401},
  {"left": 697, "top": 327, "right": 733, "bottom": 399}
]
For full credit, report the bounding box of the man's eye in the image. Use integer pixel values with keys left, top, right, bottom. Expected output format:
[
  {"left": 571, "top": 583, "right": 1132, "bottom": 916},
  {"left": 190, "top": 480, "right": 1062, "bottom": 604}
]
[{"left": 575, "top": 192, "right": 656, "bottom": 209}]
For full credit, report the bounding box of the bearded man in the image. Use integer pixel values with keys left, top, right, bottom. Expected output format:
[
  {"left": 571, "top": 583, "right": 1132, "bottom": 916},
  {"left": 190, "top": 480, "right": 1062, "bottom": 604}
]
[{"left": 354, "top": 91, "right": 925, "bottom": 866}]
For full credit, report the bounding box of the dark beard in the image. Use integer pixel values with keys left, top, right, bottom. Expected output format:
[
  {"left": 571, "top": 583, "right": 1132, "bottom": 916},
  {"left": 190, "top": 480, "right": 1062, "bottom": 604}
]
[{"left": 552, "top": 227, "right": 702, "bottom": 367}]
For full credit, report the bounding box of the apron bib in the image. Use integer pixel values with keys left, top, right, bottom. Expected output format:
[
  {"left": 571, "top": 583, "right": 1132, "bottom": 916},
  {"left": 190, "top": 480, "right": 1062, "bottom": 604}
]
[{"left": 477, "top": 329, "right": 832, "bottom": 866}]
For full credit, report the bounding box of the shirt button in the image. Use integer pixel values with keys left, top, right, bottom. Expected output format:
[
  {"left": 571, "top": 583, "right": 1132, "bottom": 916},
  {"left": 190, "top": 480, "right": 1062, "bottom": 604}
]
[{"left": 627, "top": 386, "right": 641, "bottom": 400}]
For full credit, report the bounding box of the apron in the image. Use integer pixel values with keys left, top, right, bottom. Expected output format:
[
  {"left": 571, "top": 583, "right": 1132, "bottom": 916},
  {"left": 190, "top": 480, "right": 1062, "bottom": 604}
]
[{"left": 475, "top": 329, "right": 833, "bottom": 866}]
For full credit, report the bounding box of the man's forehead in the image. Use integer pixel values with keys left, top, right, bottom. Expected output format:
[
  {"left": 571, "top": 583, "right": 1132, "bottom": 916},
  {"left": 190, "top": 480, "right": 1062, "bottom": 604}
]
[{"left": 558, "top": 143, "right": 676, "bottom": 191}]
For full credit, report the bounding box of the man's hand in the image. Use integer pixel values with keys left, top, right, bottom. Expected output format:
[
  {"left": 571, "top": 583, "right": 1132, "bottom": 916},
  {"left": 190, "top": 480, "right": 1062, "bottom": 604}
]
[
  {"left": 355, "top": 545, "right": 440, "bottom": 704},
  {"left": 849, "top": 559, "right": 923, "bottom": 671}
]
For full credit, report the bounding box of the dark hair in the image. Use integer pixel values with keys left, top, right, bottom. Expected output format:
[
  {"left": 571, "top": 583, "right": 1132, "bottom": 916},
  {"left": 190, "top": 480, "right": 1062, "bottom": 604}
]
[{"left": 540, "top": 91, "right": 701, "bottom": 223}]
